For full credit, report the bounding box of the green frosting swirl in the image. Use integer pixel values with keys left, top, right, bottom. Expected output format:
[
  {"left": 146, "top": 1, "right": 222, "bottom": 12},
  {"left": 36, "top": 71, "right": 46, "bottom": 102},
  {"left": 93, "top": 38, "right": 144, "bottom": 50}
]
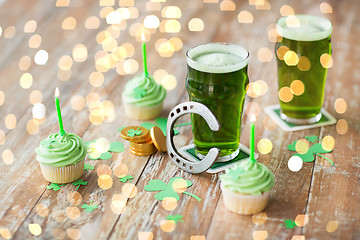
[
  {"left": 35, "top": 132, "right": 87, "bottom": 167},
  {"left": 122, "top": 74, "right": 166, "bottom": 107},
  {"left": 220, "top": 160, "right": 274, "bottom": 195}
]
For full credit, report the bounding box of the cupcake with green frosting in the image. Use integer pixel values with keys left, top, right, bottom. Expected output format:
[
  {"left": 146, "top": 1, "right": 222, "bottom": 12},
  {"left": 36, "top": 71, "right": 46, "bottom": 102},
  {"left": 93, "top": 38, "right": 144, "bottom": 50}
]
[
  {"left": 122, "top": 73, "right": 166, "bottom": 120},
  {"left": 35, "top": 132, "right": 87, "bottom": 184},
  {"left": 220, "top": 160, "right": 274, "bottom": 214}
]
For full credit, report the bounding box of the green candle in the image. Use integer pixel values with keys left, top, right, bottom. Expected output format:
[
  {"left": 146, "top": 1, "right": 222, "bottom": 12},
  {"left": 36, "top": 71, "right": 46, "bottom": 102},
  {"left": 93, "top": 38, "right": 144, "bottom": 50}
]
[
  {"left": 141, "top": 33, "right": 148, "bottom": 76},
  {"left": 250, "top": 115, "right": 256, "bottom": 163},
  {"left": 55, "top": 87, "right": 65, "bottom": 136}
]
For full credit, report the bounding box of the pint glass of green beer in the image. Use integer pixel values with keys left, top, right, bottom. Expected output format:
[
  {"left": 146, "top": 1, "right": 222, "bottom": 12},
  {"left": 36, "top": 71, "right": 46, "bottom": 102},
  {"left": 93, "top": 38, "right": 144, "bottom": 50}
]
[
  {"left": 275, "top": 15, "right": 333, "bottom": 124},
  {"left": 186, "top": 43, "right": 249, "bottom": 160}
]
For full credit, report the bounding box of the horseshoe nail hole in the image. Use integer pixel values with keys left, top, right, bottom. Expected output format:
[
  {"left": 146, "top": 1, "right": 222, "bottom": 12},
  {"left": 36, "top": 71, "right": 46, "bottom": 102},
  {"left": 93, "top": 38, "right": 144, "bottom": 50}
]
[
  {"left": 176, "top": 108, "right": 181, "bottom": 113},
  {"left": 190, "top": 105, "right": 194, "bottom": 109},
  {"left": 182, "top": 162, "right": 186, "bottom": 167},
  {"left": 183, "top": 106, "right": 188, "bottom": 111},
  {"left": 170, "top": 112, "right": 174, "bottom": 117},
  {"left": 170, "top": 153, "right": 174, "bottom": 158},
  {"left": 190, "top": 166, "right": 194, "bottom": 170},
  {"left": 176, "top": 159, "right": 180, "bottom": 164}
]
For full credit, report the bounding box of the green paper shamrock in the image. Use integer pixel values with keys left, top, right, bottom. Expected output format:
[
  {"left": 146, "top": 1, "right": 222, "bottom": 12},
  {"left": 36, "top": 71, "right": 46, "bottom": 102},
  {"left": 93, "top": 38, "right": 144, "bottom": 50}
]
[
  {"left": 144, "top": 177, "right": 201, "bottom": 202},
  {"left": 134, "top": 86, "right": 146, "bottom": 99},
  {"left": 85, "top": 140, "right": 96, "bottom": 147},
  {"left": 305, "top": 135, "right": 319, "bottom": 143},
  {"left": 141, "top": 117, "right": 179, "bottom": 136},
  {"left": 166, "top": 214, "right": 184, "bottom": 224},
  {"left": 46, "top": 183, "right": 65, "bottom": 191},
  {"left": 84, "top": 164, "right": 94, "bottom": 173},
  {"left": 42, "top": 139, "right": 55, "bottom": 148},
  {"left": 109, "top": 142, "right": 125, "bottom": 153},
  {"left": 119, "top": 175, "right": 134, "bottom": 183},
  {"left": 281, "top": 219, "right": 297, "bottom": 229},
  {"left": 73, "top": 179, "right": 88, "bottom": 190},
  {"left": 81, "top": 200, "right": 98, "bottom": 212},
  {"left": 287, "top": 137, "right": 334, "bottom": 165},
  {"left": 127, "top": 127, "right": 142, "bottom": 137}
]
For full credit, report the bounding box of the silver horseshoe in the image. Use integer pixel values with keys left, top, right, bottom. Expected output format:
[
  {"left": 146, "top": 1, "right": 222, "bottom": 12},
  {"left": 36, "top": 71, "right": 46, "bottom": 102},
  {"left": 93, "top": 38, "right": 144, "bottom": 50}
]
[{"left": 166, "top": 102, "right": 220, "bottom": 174}]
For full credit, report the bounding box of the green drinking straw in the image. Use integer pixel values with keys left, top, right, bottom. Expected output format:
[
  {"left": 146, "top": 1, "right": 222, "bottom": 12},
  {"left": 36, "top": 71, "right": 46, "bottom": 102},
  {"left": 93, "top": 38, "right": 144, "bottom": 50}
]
[
  {"left": 141, "top": 33, "right": 148, "bottom": 76},
  {"left": 55, "top": 87, "right": 65, "bottom": 136}
]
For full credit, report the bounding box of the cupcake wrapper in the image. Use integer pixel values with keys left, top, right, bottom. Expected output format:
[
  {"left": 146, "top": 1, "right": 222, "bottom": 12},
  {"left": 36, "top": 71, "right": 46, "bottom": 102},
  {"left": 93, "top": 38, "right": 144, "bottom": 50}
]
[
  {"left": 39, "top": 159, "right": 85, "bottom": 184},
  {"left": 221, "top": 183, "right": 270, "bottom": 215},
  {"left": 123, "top": 101, "right": 164, "bottom": 121}
]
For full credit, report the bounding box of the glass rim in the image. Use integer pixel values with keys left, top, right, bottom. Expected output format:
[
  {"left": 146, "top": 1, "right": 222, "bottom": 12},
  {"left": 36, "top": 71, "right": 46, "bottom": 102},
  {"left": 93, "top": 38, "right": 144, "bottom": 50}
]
[
  {"left": 185, "top": 42, "right": 249, "bottom": 74},
  {"left": 276, "top": 14, "right": 333, "bottom": 41}
]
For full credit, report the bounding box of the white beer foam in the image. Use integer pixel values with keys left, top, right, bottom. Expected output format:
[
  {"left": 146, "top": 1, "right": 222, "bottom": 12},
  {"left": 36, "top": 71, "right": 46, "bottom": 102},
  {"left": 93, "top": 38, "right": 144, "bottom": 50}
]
[
  {"left": 276, "top": 15, "right": 333, "bottom": 41},
  {"left": 186, "top": 43, "right": 249, "bottom": 73}
]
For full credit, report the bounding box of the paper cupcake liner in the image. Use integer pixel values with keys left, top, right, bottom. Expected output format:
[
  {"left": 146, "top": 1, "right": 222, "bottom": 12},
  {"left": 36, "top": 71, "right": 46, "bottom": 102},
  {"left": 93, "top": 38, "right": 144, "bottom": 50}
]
[
  {"left": 221, "top": 183, "right": 270, "bottom": 215},
  {"left": 123, "top": 101, "right": 164, "bottom": 121},
  {"left": 40, "top": 159, "right": 85, "bottom": 184}
]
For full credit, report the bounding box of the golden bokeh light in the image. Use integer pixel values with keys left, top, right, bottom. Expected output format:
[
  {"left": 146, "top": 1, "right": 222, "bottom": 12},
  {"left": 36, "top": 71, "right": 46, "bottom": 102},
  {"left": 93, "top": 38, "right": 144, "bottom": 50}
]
[
  {"left": 67, "top": 192, "right": 83, "bottom": 206},
  {"left": 119, "top": 0, "right": 134, "bottom": 7},
  {"left": 161, "top": 74, "right": 177, "bottom": 90},
  {"left": 111, "top": 194, "right": 127, "bottom": 214},
  {"left": 320, "top": 53, "right": 333, "bottom": 68},
  {"left": 263, "top": 116, "right": 277, "bottom": 131},
  {"left": 24, "top": 20, "right": 37, "bottom": 33},
  {"left": 4, "top": 26, "right": 16, "bottom": 39},
  {"left": 20, "top": 73, "right": 33, "bottom": 89},
  {"left": 89, "top": 71, "right": 104, "bottom": 87},
  {"left": 336, "top": 119, "right": 348, "bottom": 135},
  {"left": 297, "top": 56, "right": 311, "bottom": 71},
  {"left": 157, "top": 42, "right": 175, "bottom": 57},
  {"left": 99, "top": 0, "right": 115, "bottom": 6},
  {"left": 85, "top": 16, "right": 100, "bottom": 29},
  {"left": 5, "top": 114, "right": 17, "bottom": 129},
  {"left": 66, "top": 228, "right": 81, "bottom": 240},
  {"left": 66, "top": 207, "right": 80, "bottom": 219},
  {"left": 160, "top": 220, "right": 176, "bottom": 233},
  {"left": 112, "top": 46, "right": 127, "bottom": 61},
  {"left": 88, "top": 143, "right": 101, "bottom": 158},
  {"left": 98, "top": 174, "right": 113, "bottom": 190},
  {"left": 190, "top": 236, "right": 206, "bottom": 240},
  {"left": 295, "top": 139, "right": 309, "bottom": 154},
  {"left": 257, "top": 138, "right": 273, "bottom": 155},
  {"left": 320, "top": 2, "right": 333, "bottom": 14},
  {"left": 58, "top": 55, "right": 73, "bottom": 71},
  {"left": 106, "top": 11, "right": 122, "bottom": 24},
  {"left": 70, "top": 95, "right": 85, "bottom": 111},
  {"left": 52, "top": 210, "right": 67, "bottom": 223},
  {"left": 290, "top": 80, "right": 305, "bottom": 96},
  {"left": 322, "top": 135, "right": 335, "bottom": 151},
  {"left": 56, "top": 0, "right": 70, "bottom": 7},
  {"left": 52, "top": 228, "right": 66, "bottom": 240},
  {"left": 288, "top": 156, "right": 303, "bottom": 172},
  {"left": 153, "top": 69, "right": 168, "bottom": 84},
  {"left": 291, "top": 236, "right": 305, "bottom": 240},
  {"left": 169, "top": 37, "right": 183, "bottom": 51},
  {"left": 0, "top": 130, "right": 5, "bottom": 145},
  {"left": 122, "top": 43, "right": 135, "bottom": 57},
  {"left": 162, "top": 6, "right": 182, "bottom": 18},
  {"left": 257, "top": 47, "right": 273, "bottom": 62},
  {"left": 245, "top": 102, "right": 260, "bottom": 116},
  {"left": 220, "top": 0, "right": 236, "bottom": 11},
  {"left": 0, "top": 90, "right": 4, "bottom": 106},
  {"left": 0, "top": 228, "right": 11, "bottom": 239},
  {"left": 252, "top": 230, "right": 268, "bottom": 240},
  {"left": 123, "top": 59, "right": 139, "bottom": 74},
  {"left": 159, "top": 20, "right": 181, "bottom": 33},
  {"left": 28, "top": 34, "right": 42, "bottom": 48},
  {"left": 97, "top": 164, "right": 112, "bottom": 176},
  {"left": 26, "top": 119, "right": 39, "bottom": 135},
  {"left": 252, "top": 212, "right": 267, "bottom": 225},
  {"left": 278, "top": 87, "right": 293, "bottom": 102},
  {"left": 286, "top": 15, "right": 300, "bottom": 28},
  {"left": 334, "top": 98, "right": 347, "bottom": 114},
  {"left": 326, "top": 221, "right": 339, "bottom": 233},
  {"left": 146, "top": 2, "right": 161, "bottom": 11},
  {"left": 255, "top": 0, "right": 271, "bottom": 10},
  {"left": 284, "top": 50, "right": 299, "bottom": 66},
  {"left": 96, "top": 31, "right": 112, "bottom": 44},
  {"left": 86, "top": 92, "right": 101, "bottom": 108},
  {"left": 276, "top": 46, "right": 289, "bottom": 60},
  {"left": 144, "top": 15, "right": 160, "bottom": 29},
  {"left": 113, "top": 162, "right": 129, "bottom": 177},
  {"left": 267, "top": 27, "right": 282, "bottom": 43},
  {"left": 35, "top": 204, "right": 49, "bottom": 217},
  {"left": 32, "top": 103, "right": 46, "bottom": 119},
  {"left": 295, "top": 214, "right": 309, "bottom": 227},
  {"left": 72, "top": 44, "right": 88, "bottom": 62},
  {"left": 57, "top": 69, "right": 72, "bottom": 81},
  {"left": 28, "top": 224, "right": 42, "bottom": 236},
  {"left": 238, "top": 11, "right": 253, "bottom": 23},
  {"left": 100, "top": 7, "right": 114, "bottom": 18},
  {"left": 247, "top": 83, "right": 258, "bottom": 98},
  {"left": 138, "top": 232, "right": 154, "bottom": 240},
  {"left": 188, "top": 18, "right": 204, "bottom": 31},
  {"left": 2, "top": 149, "right": 14, "bottom": 165},
  {"left": 19, "top": 55, "right": 32, "bottom": 71},
  {"left": 280, "top": 4, "right": 294, "bottom": 16},
  {"left": 62, "top": 17, "right": 77, "bottom": 30},
  {"left": 34, "top": 49, "right": 49, "bottom": 65},
  {"left": 95, "top": 138, "right": 110, "bottom": 153},
  {"left": 162, "top": 197, "right": 178, "bottom": 211},
  {"left": 122, "top": 183, "right": 137, "bottom": 198}
]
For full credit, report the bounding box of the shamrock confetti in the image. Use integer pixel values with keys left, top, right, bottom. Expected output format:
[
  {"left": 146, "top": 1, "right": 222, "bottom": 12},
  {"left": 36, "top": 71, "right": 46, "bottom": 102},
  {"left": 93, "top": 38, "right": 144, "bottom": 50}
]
[
  {"left": 305, "top": 135, "right": 318, "bottom": 143},
  {"left": 88, "top": 152, "right": 112, "bottom": 160},
  {"left": 127, "top": 127, "right": 142, "bottom": 137},
  {"left": 141, "top": 117, "right": 179, "bottom": 136},
  {"left": 81, "top": 200, "right": 98, "bottom": 212},
  {"left": 72, "top": 179, "right": 88, "bottom": 190},
  {"left": 144, "top": 177, "right": 201, "bottom": 202},
  {"left": 281, "top": 219, "right": 297, "bottom": 229},
  {"left": 84, "top": 164, "right": 94, "bottom": 173},
  {"left": 86, "top": 139, "right": 124, "bottom": 160},
  {"left": 287, "top": 136, "right": 334, "bottom": 165},
  {"left": 119, "top": 175, "right": 134, "bottom": 183},
  {"left": 134, "top": 86, "right": 146, "bottom": 99},
  {"left": 46, "top": 183, "right": 65, "bottom": 191},
  {"left": 109, "top": 142, "right": 125, "bottom": 153},
  {"left": 166, "top": 214, "right": 184, "bottom": 224}
]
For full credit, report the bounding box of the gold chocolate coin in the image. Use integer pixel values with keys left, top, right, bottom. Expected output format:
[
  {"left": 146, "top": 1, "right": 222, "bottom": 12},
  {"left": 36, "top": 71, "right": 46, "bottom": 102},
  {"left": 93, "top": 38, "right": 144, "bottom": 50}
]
[
  {"left": 120, "top": 126, "right": 149, "bottom": 143},
  {"left": 150, "top": 126, "right": 167, "bottom": 152},
  {"left": 130, "top": 147, "right": 156, "bottom": 156}
]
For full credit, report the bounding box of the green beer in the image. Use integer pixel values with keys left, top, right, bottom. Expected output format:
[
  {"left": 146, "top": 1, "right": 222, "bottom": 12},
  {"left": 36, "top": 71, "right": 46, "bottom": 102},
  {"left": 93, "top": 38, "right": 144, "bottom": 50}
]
[
  {"left": 186, "top": 43, "right": 249, "bottom": 159},
  {"left": 275, "top": 15, "right": 333, "bottom": 124}
]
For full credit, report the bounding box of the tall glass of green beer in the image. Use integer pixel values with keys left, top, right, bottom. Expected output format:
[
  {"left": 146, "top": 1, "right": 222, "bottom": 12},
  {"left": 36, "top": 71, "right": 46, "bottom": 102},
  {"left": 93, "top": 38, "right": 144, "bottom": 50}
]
[
  {"left": 275, "top": 15, "right": 333, "bottom": 124},
  {"left": 186, "top": 43, "right": 249, "bottom": 161}
]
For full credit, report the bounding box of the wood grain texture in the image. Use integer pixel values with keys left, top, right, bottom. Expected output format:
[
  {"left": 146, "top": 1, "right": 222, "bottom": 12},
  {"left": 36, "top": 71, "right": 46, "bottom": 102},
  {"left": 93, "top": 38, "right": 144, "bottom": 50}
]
[{"left": 0, "top": 0, "right": 359, "bottom": 239}]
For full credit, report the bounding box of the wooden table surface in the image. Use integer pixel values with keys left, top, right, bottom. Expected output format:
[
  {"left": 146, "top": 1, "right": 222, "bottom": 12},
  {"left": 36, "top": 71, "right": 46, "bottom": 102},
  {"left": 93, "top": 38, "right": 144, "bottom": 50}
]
[{"left": 0, "top": 0, "right": 359, "bottom": 239}]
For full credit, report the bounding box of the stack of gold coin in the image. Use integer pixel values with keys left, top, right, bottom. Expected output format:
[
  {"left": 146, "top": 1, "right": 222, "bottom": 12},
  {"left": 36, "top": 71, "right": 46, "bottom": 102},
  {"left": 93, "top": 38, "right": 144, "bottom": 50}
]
[{"left": 120, "top": 126, "right": 167, "bottom": 156}]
